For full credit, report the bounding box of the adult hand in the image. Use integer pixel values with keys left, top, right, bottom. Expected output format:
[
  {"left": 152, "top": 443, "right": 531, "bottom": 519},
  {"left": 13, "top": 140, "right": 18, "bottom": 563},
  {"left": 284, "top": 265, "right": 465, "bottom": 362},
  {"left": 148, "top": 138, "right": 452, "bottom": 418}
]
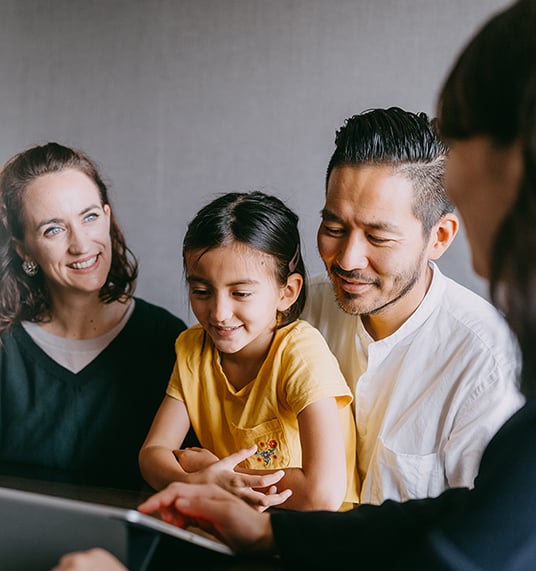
[
  {"left": 50, "top": 548, "right": 127, "bottom": 571},
  {"left": 138, "top": 482, "right": 278, "bottom": 554},
  {"left": 186, "top": 445, "right": 291, "bottom": 510}
]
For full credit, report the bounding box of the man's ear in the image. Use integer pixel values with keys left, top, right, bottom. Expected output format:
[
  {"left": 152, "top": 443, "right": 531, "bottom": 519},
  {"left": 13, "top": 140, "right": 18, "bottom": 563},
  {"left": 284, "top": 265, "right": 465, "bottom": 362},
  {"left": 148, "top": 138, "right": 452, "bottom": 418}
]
[
  {"left": 428, "top": 212, "right": 459, "bottom": 260},
  {"left": 278, "top": 273, "right": 304, "bottom": 312}
]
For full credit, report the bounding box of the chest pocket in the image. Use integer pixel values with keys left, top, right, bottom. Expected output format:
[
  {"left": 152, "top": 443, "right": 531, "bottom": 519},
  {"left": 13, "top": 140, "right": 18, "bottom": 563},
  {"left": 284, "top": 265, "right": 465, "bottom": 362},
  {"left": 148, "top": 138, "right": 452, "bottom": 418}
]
[
  {"left": 362, "top": 436, "right": 446, "bottom": 503},
  {"left": 232, "top": 418, "right": 292, "bottom": 470}
]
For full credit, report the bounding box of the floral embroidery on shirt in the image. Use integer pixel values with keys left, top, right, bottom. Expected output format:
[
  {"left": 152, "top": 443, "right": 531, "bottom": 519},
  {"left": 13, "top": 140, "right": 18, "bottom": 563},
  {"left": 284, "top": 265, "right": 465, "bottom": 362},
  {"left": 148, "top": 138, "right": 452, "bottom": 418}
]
[{"left": 255, "top": 439, "right": 278, "bottom": 466}]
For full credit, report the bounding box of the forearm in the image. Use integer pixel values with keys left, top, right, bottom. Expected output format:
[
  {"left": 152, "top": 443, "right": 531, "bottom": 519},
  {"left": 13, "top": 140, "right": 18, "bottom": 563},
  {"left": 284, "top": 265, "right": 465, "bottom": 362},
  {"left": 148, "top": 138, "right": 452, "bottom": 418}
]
[
  {"left": 271, "top": 490, "right": 465, "bottom": 568},
  {"left": 139, "top": 445, "right": 192, "bottom": 490},
  {"left": 238, "top": 466, "right": 345, "bottom": 511}
]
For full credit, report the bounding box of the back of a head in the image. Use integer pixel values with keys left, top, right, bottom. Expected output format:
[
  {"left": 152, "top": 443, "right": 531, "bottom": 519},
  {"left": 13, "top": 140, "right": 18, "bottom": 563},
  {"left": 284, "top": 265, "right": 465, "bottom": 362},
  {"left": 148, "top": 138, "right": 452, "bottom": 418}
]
[
  {"left": 438, "top": 0, "right": 535, "bottom": 146},
  {"left": 438, "top": 0, "right": 536, "bottom": 395},
  {"left": 326, "top": 107, "right": 452, "bottom": 234}
]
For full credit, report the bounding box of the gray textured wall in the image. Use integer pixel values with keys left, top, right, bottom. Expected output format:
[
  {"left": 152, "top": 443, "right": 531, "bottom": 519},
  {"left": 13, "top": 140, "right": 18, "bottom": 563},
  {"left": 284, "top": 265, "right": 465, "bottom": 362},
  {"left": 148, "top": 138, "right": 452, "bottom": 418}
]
[{"left": 0, "top": 0, "right": 510, "bottom": 324}]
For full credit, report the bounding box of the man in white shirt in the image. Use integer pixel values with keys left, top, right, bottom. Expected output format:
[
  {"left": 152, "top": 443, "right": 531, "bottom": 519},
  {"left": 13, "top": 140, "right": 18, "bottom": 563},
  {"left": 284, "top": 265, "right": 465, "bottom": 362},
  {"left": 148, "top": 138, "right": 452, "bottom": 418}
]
[{"left": 302, "top": 107, "right": 524, "bottom": 505}]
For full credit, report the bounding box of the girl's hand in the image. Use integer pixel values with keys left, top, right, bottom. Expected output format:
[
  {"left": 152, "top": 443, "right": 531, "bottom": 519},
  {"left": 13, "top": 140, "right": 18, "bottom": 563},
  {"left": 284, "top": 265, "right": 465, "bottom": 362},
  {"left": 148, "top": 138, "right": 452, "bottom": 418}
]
[
  {"left": 138, "top": 482, "right": 278, "bottom": 554},
  {"left": 174, "top": 447, "right": 219, "bottom": 472},
  {"left": 188, "top": 446, "right": 292, "bottom": 510}
]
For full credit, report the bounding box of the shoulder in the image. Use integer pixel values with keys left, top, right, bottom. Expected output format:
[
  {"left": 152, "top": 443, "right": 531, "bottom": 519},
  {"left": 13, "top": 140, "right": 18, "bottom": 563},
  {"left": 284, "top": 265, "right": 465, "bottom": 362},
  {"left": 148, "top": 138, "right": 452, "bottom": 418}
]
[
  {"left": 275, "top": 320, "right": 337, "bottom": 359},
  {"left": 127, "top": 298, "right": 187, "bottom": 341},
  {"left": 302, "top": 275, "right": 338, "bottom": 322},
  {"left": 132, "top": 298, "right": 186, "bottom": 328},
  {"left": 301, "top": 275, "right": 356, "bottom": 339},
  {"left": 429, "top": 273, "right": 521, "bottom": 376},
  {"left": 439, "top": 276, "right": 514, "bottom": 341},
  {"left": 273, "top": 321, "right": 351, "bottom": 403},
  {"left": 176, "top": 323, "right": 205, "bottom": 346},
  {"left": 304, "top": 274, "right": 334, "bottom": 302}
]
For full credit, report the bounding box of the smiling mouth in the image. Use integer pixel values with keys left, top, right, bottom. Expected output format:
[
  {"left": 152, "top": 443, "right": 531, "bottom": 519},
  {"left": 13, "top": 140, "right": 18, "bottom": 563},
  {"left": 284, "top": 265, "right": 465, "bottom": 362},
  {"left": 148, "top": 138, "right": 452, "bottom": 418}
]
[
  {"left": 70, "top": 255, "right": 98, "bottom": 270},
  {"left": 212, "top": 325, "right": 242, "bottom": 336}
]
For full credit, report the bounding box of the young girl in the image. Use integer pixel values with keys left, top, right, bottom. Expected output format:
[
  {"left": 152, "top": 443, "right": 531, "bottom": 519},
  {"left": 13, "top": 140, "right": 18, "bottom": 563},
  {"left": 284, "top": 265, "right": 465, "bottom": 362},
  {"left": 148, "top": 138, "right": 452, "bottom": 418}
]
[{"left": 139, "top": 191, "right": 358, "bottom": 511}]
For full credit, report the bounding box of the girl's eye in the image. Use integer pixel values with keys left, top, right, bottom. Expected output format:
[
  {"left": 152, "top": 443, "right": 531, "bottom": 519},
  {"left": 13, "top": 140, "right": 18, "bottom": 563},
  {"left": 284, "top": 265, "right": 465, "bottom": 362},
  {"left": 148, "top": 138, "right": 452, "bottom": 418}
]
[
  {"left": 191, "top": 288, "right": 210, "bottom": 297},
  {"left": 233, "top": 291, "right": 252, "bottom": 298}
]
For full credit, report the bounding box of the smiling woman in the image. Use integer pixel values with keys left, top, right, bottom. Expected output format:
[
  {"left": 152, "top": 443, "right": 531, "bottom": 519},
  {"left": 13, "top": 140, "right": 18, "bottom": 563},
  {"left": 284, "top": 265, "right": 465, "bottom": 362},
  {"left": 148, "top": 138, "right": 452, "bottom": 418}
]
[{"left": 0, "top": 142, "right": 189, "bottom": 488}]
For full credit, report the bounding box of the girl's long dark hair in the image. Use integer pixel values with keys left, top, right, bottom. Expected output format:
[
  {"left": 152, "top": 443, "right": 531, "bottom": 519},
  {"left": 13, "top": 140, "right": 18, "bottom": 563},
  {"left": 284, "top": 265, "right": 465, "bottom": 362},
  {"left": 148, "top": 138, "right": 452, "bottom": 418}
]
[{"left": 183, "top": 191, "right": 306, "bottom": 327}]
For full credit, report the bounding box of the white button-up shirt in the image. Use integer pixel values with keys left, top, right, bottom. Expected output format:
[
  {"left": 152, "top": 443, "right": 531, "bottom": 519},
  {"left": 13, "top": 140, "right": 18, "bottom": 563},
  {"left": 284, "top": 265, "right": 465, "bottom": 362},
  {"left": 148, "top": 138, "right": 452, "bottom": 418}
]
[{"left": 302, "top": 263, "right": 524, "bottom": 504}]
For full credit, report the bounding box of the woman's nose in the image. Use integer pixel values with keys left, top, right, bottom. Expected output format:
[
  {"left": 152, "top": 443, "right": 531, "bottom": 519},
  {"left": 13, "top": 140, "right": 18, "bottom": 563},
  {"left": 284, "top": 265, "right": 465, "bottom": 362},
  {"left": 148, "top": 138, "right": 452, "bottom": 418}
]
[{"left": 67, "top": 225, "right": 90, "bottom": 254}]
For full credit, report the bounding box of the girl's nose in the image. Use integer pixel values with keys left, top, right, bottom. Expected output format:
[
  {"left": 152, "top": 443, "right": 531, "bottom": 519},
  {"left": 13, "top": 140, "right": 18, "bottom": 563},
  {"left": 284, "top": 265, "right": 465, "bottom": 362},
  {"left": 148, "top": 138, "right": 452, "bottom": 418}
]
[{"left": 211, "top": 294, "right": 233, "bottom": 323}]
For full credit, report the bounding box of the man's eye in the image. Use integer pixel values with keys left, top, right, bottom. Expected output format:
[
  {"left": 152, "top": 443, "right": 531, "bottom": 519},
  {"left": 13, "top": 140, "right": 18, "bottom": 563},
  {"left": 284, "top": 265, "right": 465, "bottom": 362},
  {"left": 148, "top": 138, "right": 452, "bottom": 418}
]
[
  {"left": 368, "top": 235, "right": 389, "bottom": 244},
  {"left": 322, "top": 225, "right": 345, "bottom": 236}
]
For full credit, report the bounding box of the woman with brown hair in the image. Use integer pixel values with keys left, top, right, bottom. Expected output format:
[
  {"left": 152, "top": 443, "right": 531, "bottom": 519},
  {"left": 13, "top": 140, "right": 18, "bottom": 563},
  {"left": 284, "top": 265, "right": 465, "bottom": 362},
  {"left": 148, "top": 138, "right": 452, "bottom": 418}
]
[{"left": 0, "top": 142, "right": 187, "bottom": 489}]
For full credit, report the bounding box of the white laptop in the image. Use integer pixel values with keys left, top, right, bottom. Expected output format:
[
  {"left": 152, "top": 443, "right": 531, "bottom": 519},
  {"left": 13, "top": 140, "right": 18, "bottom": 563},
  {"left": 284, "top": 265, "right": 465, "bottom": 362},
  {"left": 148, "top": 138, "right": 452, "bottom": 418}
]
[{"left": 0, "top": 485, "right": 233, "bottom": 571}]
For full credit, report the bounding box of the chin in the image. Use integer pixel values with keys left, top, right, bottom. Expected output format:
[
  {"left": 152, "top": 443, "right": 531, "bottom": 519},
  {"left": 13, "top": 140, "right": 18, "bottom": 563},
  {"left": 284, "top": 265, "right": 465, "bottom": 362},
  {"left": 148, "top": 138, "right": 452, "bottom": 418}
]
[{"left": 471, "top": 257, "right": 490, "bottom": 281}]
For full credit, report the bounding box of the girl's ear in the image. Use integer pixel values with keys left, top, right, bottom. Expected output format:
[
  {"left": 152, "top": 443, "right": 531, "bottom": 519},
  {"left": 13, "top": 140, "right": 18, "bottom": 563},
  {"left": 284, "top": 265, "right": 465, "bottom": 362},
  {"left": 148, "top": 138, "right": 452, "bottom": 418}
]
[{"left": 277, "top": 273, "right": 304, "bottom": 312}]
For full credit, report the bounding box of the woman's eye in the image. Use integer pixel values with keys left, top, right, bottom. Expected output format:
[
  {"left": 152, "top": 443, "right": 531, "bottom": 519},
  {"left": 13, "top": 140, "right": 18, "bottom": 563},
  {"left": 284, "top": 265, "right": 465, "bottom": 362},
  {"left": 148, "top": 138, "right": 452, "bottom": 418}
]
[
  {"left": 84, "top": 212, "right": 99, "bottom": 223},
  {"left": 43, "top": 226, "right": 62, "bottom": 237}
]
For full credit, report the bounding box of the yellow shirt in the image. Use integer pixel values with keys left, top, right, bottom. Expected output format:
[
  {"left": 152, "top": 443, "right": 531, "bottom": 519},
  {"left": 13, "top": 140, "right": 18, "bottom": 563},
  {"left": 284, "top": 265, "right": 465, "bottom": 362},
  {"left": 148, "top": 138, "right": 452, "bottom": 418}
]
[{"left": 167, "top": 319, "right": 359, "bottom": 505}]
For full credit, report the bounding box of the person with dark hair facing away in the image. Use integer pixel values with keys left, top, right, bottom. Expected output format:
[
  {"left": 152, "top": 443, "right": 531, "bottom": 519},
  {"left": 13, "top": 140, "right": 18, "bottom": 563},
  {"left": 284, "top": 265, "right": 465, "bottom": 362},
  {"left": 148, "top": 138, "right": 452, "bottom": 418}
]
[
  {"left": 301, "top": 106, "right": 523, "bottom": 504},
  {"left": 139, "top": 190, "right": 359, "bottom": 512},
  {"left": 0, "top": 142, "right": 188, "bottom": 489}
]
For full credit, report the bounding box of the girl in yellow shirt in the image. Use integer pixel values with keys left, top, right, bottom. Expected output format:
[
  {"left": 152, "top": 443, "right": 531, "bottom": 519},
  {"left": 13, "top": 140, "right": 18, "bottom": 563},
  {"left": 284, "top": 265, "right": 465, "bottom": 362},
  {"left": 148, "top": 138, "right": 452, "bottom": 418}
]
[{"left": 139, "top": 191, "right": 358, "bottom": 511}]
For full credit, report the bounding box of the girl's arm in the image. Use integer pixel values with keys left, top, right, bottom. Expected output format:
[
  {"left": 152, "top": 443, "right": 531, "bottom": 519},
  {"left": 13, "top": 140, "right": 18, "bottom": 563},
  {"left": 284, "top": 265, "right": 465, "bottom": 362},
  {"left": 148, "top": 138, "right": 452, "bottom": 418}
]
[
  {"left": 237, "top": 397, "right": 348, "bottom": 511},
  {"left": 139, "top": 395, "right": 192, "bottom": 490},
  {"left": 139, "top": 395, "right": 290, "bottom": 505}
]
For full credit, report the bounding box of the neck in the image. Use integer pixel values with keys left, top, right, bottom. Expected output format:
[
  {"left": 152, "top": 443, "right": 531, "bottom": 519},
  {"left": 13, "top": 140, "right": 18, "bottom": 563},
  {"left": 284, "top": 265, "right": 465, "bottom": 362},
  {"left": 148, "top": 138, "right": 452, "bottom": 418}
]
[{"left": 42, "top": 293, "right": 131, "bottom": 340}]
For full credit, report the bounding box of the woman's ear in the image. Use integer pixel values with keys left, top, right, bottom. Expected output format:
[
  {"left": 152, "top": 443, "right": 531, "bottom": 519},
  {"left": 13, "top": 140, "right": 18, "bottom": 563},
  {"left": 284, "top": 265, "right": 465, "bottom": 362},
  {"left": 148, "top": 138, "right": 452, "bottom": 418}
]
[
  {"left": 13, "top": 238, "right": 26, "bottom": 261},
  {"left": 278, "top": 273, "right": 304, "bottom": 312},
  {"left": 427, "top": 212, "right": 459, "bottom": 260}
]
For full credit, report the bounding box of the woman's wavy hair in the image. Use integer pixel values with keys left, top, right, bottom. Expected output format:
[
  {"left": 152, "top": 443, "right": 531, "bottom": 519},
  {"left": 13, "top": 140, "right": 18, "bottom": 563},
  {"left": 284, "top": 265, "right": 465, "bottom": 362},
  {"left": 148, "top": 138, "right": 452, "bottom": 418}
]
[
  {"left": 438, "top": 0, "right": 536, "bottom": 396},
  {"left": 0, "top": 142, "right": 138, "bottom": 333},
  {"left": 182, "top": 190, "right": 306, "bottom": 328}
]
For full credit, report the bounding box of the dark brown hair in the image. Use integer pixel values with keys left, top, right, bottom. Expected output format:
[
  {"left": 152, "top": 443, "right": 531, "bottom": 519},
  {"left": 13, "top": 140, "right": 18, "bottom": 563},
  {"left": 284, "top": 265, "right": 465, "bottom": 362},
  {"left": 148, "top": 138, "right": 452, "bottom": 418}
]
[
  {"left": 183, "top": 191, "right": 306, "bottom": 327},
  {"left": 438, "top": 0, "right": 536, "bottom": 395},
  {"left": 0, "top": 142, "right": 138, "bottom": 333}
]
